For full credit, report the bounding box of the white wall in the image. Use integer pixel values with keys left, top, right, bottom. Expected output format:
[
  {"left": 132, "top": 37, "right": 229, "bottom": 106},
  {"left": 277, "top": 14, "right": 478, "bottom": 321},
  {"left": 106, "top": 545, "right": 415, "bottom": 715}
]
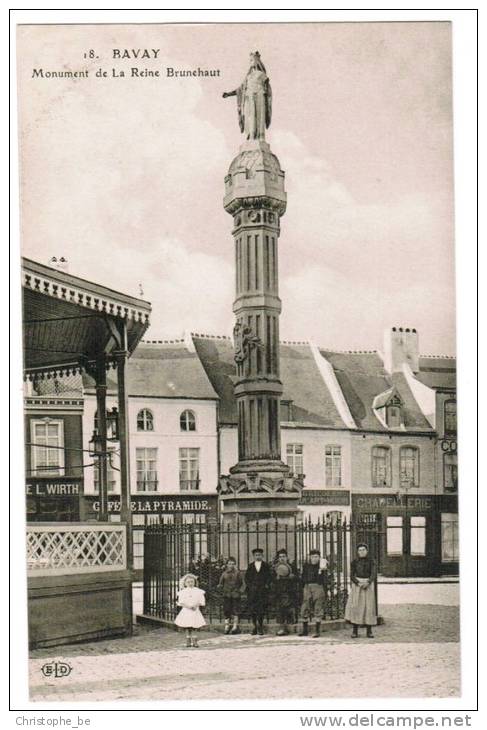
[
  {"left": 220, "top": 424, "right": 352, "bottom": 519},
  {"left": 219, "top": 425, "right": 238, "bottom": 475},
  {"left": 219, "top": 424, "right": 352, "bottom": 489},
  {"left": 282, "top": 427, "right": 352, "bottom": 491},
  {"left": 83, "top": 395, "right": 219, "bottom": 495}
]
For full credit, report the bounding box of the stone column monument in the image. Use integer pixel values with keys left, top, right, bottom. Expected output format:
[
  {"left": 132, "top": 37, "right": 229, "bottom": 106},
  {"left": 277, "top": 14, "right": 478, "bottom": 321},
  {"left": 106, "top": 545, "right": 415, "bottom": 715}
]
[{"left": 219, "top": 52, "right": 303, "bottom": 525}]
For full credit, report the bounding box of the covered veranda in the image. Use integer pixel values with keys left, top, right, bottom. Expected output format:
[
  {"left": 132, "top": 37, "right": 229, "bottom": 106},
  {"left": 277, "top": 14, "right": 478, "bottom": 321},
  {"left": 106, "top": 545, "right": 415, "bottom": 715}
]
[{"left": 22, "top": 257, "right": 151, "bottom": 647}]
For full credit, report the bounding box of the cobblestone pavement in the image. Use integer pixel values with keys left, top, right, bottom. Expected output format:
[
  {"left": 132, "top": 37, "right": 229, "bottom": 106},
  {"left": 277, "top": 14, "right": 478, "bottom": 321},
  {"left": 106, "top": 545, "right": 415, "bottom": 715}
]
[{"left": 29, "top": 604, "right": 460, "bottom": 702}]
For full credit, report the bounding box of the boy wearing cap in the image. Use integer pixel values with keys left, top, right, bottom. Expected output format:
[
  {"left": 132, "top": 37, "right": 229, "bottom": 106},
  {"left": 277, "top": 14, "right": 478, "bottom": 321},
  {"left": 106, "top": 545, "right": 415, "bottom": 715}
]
[
  {"left": 298, "top": 549, "right": 327, "bottom": 638},
  {"left": 218, "top": 556, "right": 243, "bottom": 635},
  {"left": 273, "top": 549, "right": 296, "bottom": 636},
  {"left": 245, "top": 548, "right": 272, "bottom": 635}
]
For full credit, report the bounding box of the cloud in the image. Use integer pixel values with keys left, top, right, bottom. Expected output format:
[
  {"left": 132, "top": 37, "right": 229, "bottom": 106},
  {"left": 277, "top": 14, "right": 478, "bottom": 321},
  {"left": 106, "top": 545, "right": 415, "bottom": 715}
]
[
  {"left": 18, "top": 25, "right": 455, "bottom": 355},
  {"left": 270, "top": 129, "right": 455, "bottom": 352}
]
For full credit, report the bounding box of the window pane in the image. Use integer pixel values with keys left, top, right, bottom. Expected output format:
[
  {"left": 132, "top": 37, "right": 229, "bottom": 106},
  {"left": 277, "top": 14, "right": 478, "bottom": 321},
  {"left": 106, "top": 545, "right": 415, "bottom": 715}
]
[
  {"left": 387, "top": 516, "right": 402, "bottom": 527},
  {"left": 410, "top": 516, "right": 425, "bottom": 527},
  {"left": 34, "top": 423, "right": 45, "bottom": 437},
  {"left": 444, "top": 454, "right": 458, "bottom": 492},
  {"left": 136, "top": 447, "right": 158, "bottom": 491},
  {"left": 387, "top": 406, "right": 402, "bottom": 427},
  {"left": 137, "top": 410, "right": 154, "bottom": 431},
  {"left": 400, "top": 447, "right": 419, "bottom": 487},
  {"left": 179, "top": 447, "right": 200, "bottom": 489},
  {"left": 441, "top": 513, "right": 459, "bottom": 562},
  {"left": 286, "top": 443, "right": 303, "bottom": 475},
  {"left": 410, "top": 516, "right": 426, "bottom": 555},
  {"left": 180, "top": 410, "right": 196, "bottom": 431},
  {"left": 372, "top": 446, "right": 390, "bottom": 487},
  {"left": 32, "top": 420, "right": 62, "bottom": 475},
  {"left": 325, "top": 446, "right": 341, "bottom": 487},
  {"left": 386, "top": 516, "right": 403, "bottom": 555}
]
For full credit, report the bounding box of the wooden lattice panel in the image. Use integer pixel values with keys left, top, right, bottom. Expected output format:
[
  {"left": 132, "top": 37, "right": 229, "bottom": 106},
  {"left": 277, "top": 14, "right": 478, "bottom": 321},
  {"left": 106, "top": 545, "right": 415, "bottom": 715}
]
[{"left": 26, "top": 524, "right": 127, "bottom": 576}]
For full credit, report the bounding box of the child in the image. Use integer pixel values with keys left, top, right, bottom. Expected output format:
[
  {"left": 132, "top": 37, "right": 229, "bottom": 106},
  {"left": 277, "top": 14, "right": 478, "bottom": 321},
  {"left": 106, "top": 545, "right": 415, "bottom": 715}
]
[
  {"left": 298, "top": 549, "right": 328, "bottom": 638},
  {"left": 245, "top": 548, "right": 272, "bottom": 635},
  {"left": 272, "top": 549, "right": 296, "bottom": 636},
  {"left": 174, "top": 573, "right": 206, "bottom": 647},
  {"left": 218, "top": 556, "right": 243, "bottom": 634}
]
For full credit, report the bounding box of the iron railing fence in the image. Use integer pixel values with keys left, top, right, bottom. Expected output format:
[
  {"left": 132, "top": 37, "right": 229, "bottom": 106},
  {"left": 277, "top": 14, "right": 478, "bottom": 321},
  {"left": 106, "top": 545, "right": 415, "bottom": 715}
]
[{"left": 143, "top": 517, "right": 381, "bottom": 625}]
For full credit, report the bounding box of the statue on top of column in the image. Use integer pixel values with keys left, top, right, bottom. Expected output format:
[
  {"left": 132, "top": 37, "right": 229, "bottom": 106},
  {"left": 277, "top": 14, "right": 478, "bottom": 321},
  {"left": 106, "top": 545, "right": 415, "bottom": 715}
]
[{"left": 223, "top": 51, "right": 272, "bottom": 140}]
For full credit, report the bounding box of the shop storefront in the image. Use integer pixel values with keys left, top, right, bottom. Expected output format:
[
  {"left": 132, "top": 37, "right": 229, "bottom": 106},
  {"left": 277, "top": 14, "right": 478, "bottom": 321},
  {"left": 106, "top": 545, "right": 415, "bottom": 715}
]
[
  {"left": 437, "top": 494, "right": 459, "bottom": 576},
  {"left": 299, "top": 489, "right": 351, "bottom": 523},
  {"left": 26, "top": 476, "right": 83, "bottom": 522},
  {"left": 83, "top": 493, "right": 219, "bottom": 578},
  {"left": 352, "top": 493, "right": 457, "bottom": 578}
]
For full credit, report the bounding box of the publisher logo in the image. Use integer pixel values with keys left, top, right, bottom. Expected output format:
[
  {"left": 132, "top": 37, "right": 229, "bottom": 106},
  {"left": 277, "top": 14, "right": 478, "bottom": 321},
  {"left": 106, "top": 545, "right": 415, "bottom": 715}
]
[{"left": 41, "top": 661, "right": 72, "bottom": 678}]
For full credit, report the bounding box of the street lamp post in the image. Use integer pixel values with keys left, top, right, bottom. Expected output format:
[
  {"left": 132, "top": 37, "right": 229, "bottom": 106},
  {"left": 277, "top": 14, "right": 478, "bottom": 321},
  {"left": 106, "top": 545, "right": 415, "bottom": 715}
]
[{"left": 89, "top": 407, "right": 119, "bottom": 523}]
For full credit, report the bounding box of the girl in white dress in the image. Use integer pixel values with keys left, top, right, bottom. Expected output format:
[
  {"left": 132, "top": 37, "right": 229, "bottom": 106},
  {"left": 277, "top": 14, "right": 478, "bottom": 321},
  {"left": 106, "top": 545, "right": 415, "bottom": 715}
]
[{"left": 175, "top": 573, "right": 206, "bottom": 647}]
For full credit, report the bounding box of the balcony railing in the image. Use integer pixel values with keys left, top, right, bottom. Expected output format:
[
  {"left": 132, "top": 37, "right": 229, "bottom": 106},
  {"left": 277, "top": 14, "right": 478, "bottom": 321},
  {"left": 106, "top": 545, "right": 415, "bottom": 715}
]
[
  {"left": 179, "top": 479, "right": 200, "bottom": 491},
  {"left": 26, "top": 523, "right": 127, "bottom": 577}
]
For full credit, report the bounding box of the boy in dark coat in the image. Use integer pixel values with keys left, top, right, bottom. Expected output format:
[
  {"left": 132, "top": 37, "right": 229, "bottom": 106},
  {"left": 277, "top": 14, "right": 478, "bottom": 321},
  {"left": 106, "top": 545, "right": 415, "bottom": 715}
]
[
  {"left": 244, "top": 547, "right": 272, "bottom": 635},
  {"left": 273, "top": 548, "right": 296, "bottom": 636},
  {"left": 298, "top": 549, "right": 328, "bottom": 638},
  {"left": 218, "top": 556, "right": 243, "bottom": 634}
]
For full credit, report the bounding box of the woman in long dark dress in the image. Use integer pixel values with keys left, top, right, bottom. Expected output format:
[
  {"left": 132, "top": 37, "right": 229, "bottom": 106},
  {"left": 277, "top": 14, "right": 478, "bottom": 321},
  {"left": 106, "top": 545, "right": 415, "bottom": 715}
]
[{"left": 344, "top": 543, "right": 377, "bottom": 638}]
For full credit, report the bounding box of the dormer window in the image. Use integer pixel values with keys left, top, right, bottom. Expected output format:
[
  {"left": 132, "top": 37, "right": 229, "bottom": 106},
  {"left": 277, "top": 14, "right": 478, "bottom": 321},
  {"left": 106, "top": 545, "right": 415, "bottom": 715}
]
[
  {"left": 444, "top": 400, "right": 457, "bottom": 435},
  {"left": 386, "top": 397, "right": 403, "bottom": 428},
  {"left": 373, "top": 388, "right": 404, "bottom": 429}
]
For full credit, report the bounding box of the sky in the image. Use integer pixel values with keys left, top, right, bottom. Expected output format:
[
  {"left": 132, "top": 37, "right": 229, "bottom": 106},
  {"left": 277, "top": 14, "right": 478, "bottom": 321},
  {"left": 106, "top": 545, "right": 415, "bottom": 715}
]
[{"left": 17, "top": 22, "right": 455, "bottom": 354}]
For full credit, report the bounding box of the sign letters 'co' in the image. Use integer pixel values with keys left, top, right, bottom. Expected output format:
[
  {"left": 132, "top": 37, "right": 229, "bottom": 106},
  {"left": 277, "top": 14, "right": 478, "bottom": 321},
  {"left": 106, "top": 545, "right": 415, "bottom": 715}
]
[{"left": 441, "top": 439, "right": 457, "bottom": 453}]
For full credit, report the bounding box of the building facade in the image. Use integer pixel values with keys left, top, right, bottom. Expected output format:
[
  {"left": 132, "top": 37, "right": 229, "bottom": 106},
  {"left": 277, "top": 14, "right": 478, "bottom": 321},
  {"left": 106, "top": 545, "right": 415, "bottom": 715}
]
[
  {"left": 24, "top": 328, "right": 457, "bottom": 578},
  {"left": 25, "top": 383, "right": 84, "bottom": 522},
  {"left": 81, "top": 339, "right": 220, "bottom": 575},
  {"left": 328, "top": 328, "right": 458, "bottom": 577}
]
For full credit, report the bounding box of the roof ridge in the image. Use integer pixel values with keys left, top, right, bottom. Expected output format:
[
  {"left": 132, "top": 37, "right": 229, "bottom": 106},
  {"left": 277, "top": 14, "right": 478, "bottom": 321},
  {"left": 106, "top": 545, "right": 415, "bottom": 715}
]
[
  {"left": 280, "top": 340, "right": 310, "bottom": 346},
  {"left": 319, "top": 348, "right": 379, "bottom": 355},
  {"left": 141, "top": 339, "right": 186, "bottom": 345},
  {"left": 420, "top": 354, "right": 456, "bottom": 359},
  {"left": 190, "top": 333, "right": 232, "bottom": 340}
]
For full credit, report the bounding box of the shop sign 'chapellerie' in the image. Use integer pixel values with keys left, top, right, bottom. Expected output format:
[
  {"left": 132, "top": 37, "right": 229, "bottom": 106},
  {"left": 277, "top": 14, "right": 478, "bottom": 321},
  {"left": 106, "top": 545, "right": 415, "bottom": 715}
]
[{"left": 353, "top": 495, "right": 434, "bottom": 511}]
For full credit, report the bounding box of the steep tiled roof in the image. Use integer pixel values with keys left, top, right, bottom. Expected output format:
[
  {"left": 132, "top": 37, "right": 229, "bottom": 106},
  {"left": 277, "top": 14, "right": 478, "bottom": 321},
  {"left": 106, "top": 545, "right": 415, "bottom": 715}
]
[
  {"left": 126, "top": 342, "right": 217, "bottom": 399},
  {"left": 83, "top": 341, "right": 218, "bottom": 400},
  {"left": 416, "top": 356, "right": 457, "bottom": 390},
  {"left": 280, "top": 344, "right": 345, "bottom": 427},
  {"left": 191, "top": 336, "right": 237, "bottom": 422},
  {"left": 193, "top": 337, "right": 347, "bottom": 428},
  {"left": 320, "top": 351, "right": 432, "bottom": 431},
  {"left": 35, "top": 333, "right": 456, "bottom": 433}
]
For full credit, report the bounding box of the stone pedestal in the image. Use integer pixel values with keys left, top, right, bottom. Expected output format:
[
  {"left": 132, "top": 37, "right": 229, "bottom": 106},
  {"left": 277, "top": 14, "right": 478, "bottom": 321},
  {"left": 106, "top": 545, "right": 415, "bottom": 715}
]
[{"left": 219, "top": 137, "right": 303, "bottom": 524}]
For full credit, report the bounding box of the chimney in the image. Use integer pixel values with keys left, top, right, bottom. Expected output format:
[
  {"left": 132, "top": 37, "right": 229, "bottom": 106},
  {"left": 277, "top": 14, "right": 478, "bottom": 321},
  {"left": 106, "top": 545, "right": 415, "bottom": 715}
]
[
  {"left": 48, "top": 256, "right": 69, "bottom": 273},
  {"left": 383, "top": 327, "right": 419, "bottom": 374}
]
